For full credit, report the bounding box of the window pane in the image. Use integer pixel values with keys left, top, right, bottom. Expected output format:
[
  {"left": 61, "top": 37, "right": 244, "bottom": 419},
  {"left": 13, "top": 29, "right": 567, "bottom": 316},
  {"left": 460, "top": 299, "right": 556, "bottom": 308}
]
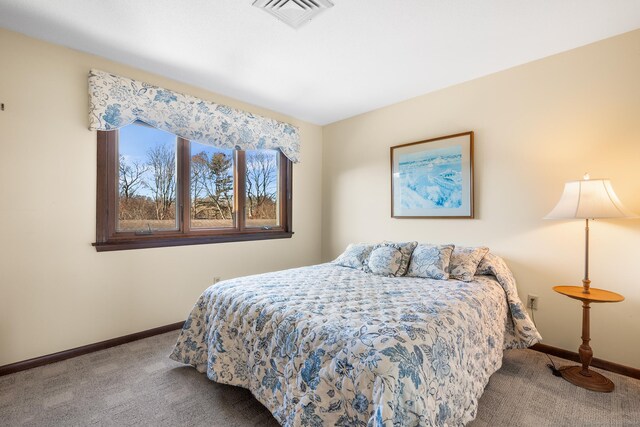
[
  {"left": 117, "top": 123, "right": 178, "bottom": 232},
  {"left": 245, "top": 149, "right": 280, "bottom": 228},
  {"left": 190, "top": 142, "right": 235, "bottom": 229}
]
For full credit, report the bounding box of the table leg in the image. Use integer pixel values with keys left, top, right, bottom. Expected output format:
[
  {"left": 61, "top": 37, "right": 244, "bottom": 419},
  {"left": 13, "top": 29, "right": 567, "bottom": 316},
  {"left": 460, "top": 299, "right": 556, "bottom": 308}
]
[
  {"left": 558, "top": 300, "right": 615, "bottom": 392},
  {"left": 578, "top": 301, "right": 592, "bottom": 376}
]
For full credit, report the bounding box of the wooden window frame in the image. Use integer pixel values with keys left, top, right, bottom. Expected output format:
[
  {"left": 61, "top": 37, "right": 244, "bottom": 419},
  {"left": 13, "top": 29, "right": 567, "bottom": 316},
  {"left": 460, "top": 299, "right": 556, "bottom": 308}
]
[{"left": 94, "top": 128, "right": 293, "bottom": 252}]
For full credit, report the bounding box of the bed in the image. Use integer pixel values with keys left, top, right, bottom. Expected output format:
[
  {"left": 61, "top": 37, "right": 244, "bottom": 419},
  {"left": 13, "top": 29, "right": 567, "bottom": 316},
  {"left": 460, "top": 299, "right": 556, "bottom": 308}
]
[{"left": 170, "top": 253, "right": 540, "bottom": 426}]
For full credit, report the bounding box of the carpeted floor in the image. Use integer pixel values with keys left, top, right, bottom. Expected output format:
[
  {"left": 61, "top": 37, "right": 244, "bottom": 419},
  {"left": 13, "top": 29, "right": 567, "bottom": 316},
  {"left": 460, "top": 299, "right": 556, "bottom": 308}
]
[{"left": 1, "top": 332, "right": 638, "bottom": 426}]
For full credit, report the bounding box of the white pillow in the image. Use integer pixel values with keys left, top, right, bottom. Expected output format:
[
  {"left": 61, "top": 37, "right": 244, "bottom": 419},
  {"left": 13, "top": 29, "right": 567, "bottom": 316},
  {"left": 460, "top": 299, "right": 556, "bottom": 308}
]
[
  {"left": 367, "top": 241, "right": 418, "bottom": 277},
  {"left": 407, "top": 244, "right": 455, "bottom": 280},
  {"left": 449, "top": 246, "right": 489, "bottom": 281},
  {"left": 333, "top": 243, "right": 375, "bottom": 270}
]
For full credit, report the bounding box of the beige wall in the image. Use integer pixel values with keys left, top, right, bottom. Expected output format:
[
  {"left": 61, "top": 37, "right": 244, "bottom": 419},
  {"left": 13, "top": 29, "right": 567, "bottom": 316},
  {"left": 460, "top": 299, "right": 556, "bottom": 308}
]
[
  {"left": 0, "top": 29, "right": 323, "bottom": 366},
  {"left": 322, "top": 30, "right": 640, "bottom": 368},
  {"left": 2, "top": 26, "right": 639, "bottom": 370}
]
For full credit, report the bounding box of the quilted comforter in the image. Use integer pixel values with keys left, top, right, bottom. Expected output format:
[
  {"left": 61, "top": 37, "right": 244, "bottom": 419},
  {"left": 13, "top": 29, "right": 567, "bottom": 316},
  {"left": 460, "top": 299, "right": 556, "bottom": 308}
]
[{"left": 171, "top": 257, "right": 540, "bottom": 426}]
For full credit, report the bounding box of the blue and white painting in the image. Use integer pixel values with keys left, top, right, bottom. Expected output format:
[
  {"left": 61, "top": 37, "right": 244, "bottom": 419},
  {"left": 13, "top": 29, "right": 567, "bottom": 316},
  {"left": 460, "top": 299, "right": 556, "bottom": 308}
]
[
  {"left": 392, "top": 132, "right": 473, "bottom": 217},
  {"left": 398, "top": 146, "right": 463, "bottom": 209}
]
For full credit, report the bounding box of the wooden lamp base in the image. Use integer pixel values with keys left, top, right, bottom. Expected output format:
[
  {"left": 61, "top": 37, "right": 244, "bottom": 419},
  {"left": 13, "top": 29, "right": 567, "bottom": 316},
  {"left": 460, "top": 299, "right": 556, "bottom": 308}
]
[
  {"left": 559, "top": 366, "right": 614, "bottom": 393},
  {"left": 553, "top": 285, "right": 624, "bottom": 393}
]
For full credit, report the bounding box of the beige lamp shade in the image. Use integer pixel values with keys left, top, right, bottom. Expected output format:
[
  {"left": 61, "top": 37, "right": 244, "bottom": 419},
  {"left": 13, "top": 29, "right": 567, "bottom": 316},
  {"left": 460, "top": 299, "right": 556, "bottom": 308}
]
[{"left": 545, "top": 175, "right": 637, "bottom": 219}]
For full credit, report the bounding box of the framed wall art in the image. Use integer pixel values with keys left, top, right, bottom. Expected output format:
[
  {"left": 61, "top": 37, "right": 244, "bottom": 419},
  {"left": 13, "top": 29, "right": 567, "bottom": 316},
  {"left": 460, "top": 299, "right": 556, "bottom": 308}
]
[{"left": 391, "top": 131, "right": 474, "bottom": 218}]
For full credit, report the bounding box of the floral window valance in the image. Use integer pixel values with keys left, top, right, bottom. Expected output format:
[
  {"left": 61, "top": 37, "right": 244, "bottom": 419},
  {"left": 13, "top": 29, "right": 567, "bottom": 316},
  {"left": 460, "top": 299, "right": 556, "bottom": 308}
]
[{"left": 88, "top": 69, "right": 301, "bottom": 163}]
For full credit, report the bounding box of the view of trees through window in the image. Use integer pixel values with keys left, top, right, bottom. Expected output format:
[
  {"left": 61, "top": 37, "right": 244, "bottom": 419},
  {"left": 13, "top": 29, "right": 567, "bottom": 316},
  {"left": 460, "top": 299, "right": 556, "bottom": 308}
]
[
  {"left": 245, "top": 149, "right": 280, "bottom": 228},
  {"left": 190, "top": 142, "right": 235, "bottom": 229},
  {"left": 116, "top": 122, "right": 279, "bottom": 232},
  {"left": 117, "top": 124, "right": 178, "bottom": 231}
]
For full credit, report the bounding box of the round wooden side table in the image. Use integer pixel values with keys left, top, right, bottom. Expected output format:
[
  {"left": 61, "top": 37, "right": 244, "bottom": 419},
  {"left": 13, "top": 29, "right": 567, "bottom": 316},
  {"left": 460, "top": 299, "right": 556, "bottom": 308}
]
[{"left": 553, "top": 285, "right": 624, "bottom": 392}]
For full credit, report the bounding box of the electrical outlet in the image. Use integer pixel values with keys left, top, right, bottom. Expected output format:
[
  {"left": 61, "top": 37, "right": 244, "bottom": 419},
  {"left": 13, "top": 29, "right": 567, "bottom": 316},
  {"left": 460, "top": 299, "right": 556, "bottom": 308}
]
[
  {"left": 527, "top": 294, "right": 539, "bottom": 310},
  {"left": 212, "top": 276, "right": 221, "bottom": 284}
]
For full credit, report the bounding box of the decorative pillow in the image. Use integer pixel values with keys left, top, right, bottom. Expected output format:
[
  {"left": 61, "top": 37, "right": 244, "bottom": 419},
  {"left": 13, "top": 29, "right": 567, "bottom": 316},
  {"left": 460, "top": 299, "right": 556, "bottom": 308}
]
[
  {"left": 449, "top": 246, "right": 490, "bottom": 281},
  {"left": 475, "top": 252, "right": 494, "bottom": 276},
  {"left": 367, "top": 241, "right": 418, "bottom": 277},
  {"left": 406, "top": 244, "right": 455, "bottom": 280},
  {"left": 333, "top": 243, "right": 374, "bottom": 270}
]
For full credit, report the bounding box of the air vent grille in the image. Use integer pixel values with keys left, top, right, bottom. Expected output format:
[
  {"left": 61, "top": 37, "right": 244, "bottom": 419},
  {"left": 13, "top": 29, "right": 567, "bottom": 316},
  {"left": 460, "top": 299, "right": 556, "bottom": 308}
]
[{"left": 253, "top": 0, "right": 334, "bottom": 28}]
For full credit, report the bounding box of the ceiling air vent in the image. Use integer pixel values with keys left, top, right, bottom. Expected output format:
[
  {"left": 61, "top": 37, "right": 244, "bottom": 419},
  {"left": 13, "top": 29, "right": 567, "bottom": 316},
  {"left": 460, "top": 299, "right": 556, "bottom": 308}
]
[{"left": 253, "top": 0, "right": 334, "bottom": 29}]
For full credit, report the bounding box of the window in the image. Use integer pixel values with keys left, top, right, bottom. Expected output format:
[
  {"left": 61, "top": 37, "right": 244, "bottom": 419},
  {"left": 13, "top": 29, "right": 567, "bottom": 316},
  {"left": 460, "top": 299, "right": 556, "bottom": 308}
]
[{"left": 95, "top": 122, "right": 292, "bottom": 251}]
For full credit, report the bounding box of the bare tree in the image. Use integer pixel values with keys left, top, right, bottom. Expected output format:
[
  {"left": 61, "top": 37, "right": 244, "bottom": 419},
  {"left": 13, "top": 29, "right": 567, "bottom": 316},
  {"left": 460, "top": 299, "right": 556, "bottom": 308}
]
[
  {"left": 209, "top": 152, "right": 234, "bottom": 219},
  {"left": 246, "top": 151, "right": 277, "bottom": 220},
  {"left": 119, "top": 156, "right": 148, "bottom": 200},
  {"left": 146, "top": 144, "right": 176, "bottom": 220},
  {"left": 191, "top": 151, "right": 234, "bottom": 220},
  {"left": 190, "top": 152, "right": 209, "bottom": 219}
]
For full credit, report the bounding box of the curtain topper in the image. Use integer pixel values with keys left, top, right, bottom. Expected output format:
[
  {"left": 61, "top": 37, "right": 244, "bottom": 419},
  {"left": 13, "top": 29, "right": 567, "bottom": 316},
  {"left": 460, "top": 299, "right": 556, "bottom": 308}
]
[{"left": 88, "top": 69, "right": 300, "bottom": 162}]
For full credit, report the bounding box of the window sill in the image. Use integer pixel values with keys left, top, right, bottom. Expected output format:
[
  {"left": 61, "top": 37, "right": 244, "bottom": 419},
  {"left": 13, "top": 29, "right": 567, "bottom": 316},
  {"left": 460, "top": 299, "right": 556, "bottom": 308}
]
[{"left": 93, "top": 230, "right": 294, "bottom": 252}]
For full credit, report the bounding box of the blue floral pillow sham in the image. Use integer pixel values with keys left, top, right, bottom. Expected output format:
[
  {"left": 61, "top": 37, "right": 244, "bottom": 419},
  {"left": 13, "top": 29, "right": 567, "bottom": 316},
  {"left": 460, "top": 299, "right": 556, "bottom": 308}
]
[
  {"left": 333, "top": 243, "right": 375, "bottom": 270},
  {"left": 449, "top": 246, "right": 490, "bottom": 281},
  {"left": 406, "top": 244, "right": 455, "bottom": 280},
  {"left": 367, "top": 241, "right": 418, "bottom": 277},
  {"left": 475, "top": 252, "right": 494, "bottom": 276}
]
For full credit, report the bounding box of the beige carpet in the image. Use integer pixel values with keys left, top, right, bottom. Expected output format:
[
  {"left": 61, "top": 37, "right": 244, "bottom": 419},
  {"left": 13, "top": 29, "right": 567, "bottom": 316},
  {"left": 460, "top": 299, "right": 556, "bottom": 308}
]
[{"left": 1, "top": 331, "right": 638, "bottom": 426}]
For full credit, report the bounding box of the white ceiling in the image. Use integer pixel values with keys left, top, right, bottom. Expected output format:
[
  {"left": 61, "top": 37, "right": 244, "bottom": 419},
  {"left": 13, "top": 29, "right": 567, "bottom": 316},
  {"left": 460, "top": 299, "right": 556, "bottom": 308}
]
[{"left": 1, "top": 0, "right": 640, "bottom": 125}]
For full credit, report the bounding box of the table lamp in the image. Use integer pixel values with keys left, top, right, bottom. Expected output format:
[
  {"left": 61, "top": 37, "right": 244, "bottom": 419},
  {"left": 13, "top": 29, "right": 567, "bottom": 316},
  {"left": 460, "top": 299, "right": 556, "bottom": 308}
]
[{"left": 545, "top": 173, "right": 636, "bottom": 392}]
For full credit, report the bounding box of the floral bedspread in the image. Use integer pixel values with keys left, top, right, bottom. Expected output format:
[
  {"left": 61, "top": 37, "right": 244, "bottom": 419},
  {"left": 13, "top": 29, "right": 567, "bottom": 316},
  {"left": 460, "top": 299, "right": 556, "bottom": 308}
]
[{"left": 170, "top": 258, "right": 540, "bottom": 426}]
